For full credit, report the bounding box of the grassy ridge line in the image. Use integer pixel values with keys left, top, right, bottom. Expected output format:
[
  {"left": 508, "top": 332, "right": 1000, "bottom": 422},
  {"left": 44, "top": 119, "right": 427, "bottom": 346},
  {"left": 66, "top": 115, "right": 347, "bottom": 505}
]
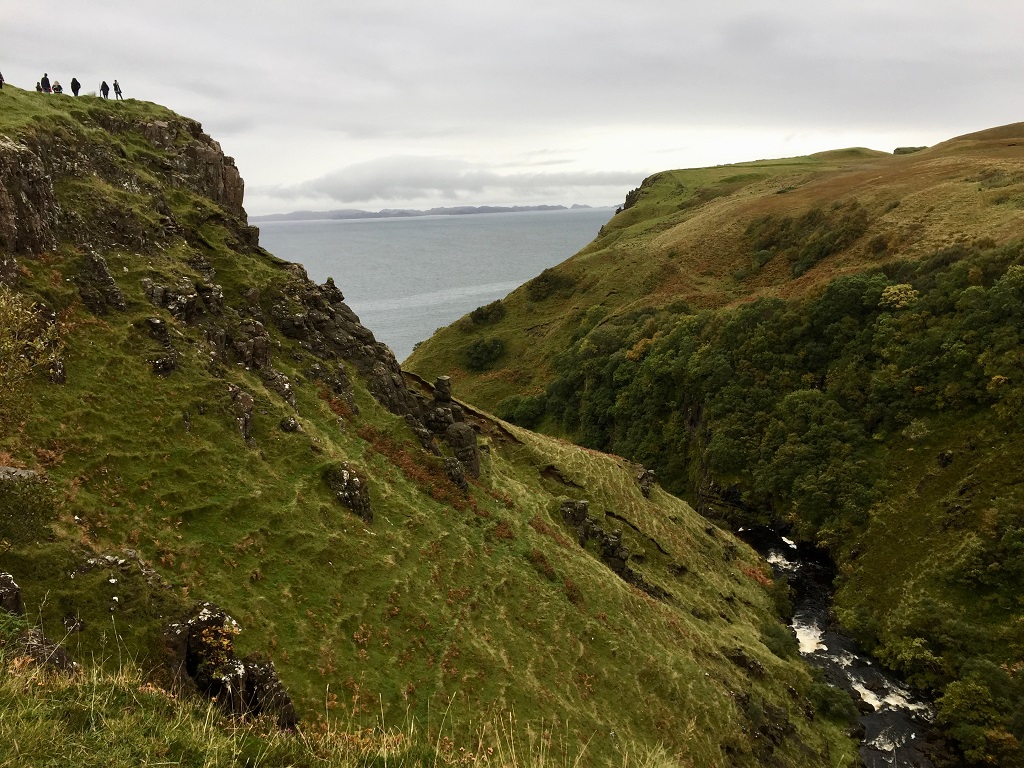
[{"left": 0, "top": 86, "right": 855, "bottom": 765}]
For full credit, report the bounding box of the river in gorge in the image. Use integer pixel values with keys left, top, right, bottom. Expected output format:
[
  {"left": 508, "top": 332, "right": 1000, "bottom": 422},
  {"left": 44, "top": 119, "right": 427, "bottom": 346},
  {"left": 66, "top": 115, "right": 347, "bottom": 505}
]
[{"left": 738, "top": 529, "right": 941, "bottom": 768}]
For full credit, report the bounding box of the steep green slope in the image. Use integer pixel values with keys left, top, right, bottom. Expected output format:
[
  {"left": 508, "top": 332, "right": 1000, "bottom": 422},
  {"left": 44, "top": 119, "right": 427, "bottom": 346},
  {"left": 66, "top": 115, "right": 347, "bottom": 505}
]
[
  {"left": 408, "top": 126, "right": 1024, "bottom": 765},
  {"left": 0, "top": 86, "right": 854, "bottom": 766}
]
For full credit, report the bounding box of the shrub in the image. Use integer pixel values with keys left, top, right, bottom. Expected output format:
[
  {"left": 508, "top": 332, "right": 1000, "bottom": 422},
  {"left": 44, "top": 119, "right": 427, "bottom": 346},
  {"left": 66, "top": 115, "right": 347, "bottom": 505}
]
[
  {"left": 495, "top": 395, "right": 545, "bottom": 428},
  {"left": 463, "top": 337, "right": 505, "bottom": 371},
  {"left": 468, "top": 300, "right": 506, "bottom": 326},
  {"left": 808, "top": 679, "right": 859, "bottom": 725},
  {"left": 760, "top": 622, "right": 798, "bottom": 659},
  {"left": 525, "top": 269, "right": 576, "bottom": 302}
]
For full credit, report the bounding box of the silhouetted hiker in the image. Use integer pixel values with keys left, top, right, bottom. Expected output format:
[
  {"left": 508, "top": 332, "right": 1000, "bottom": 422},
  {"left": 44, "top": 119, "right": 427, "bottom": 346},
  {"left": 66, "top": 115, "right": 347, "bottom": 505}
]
[
  {"left": 35, "top": 82, "right": 42, "bottom": 93},
  {"left": 113, "top": 80, "right": 122, "bottom": 100},
  {"left": 100, "top": 80, "right": 109, "bottom": 99},
  {"left": 0, "top": 72, "right": 4, "bottom": 89},
  {"left": 71, "top": 77, "right": 80, "bottom": 96},
  {"left": 52, "top": 81, "right": 63, "bottom": 94},
  {"left": 40, "top": 73, "right": 50, "bottom": 93}
]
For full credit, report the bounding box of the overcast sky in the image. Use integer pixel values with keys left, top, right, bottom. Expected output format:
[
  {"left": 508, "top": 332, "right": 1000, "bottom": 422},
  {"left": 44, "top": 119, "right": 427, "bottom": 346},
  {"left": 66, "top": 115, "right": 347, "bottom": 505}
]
[{"left": 5, "top": 1, "right": 1023, "bottom": 215}]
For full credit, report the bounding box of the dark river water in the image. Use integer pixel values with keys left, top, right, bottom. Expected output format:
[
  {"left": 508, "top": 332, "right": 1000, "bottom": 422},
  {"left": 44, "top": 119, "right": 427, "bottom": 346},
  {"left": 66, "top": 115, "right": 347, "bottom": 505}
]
[{"left": 740, "top": 529, "right": 939, "bottom": 768}]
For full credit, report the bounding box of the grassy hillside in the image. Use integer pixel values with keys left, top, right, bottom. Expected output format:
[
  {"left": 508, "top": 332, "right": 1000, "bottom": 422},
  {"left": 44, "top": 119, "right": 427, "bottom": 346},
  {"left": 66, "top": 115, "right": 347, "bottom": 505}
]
[
  {"left": 407, "top": 126, "right": 1024, "bottom": 765},
  {"left": 406, "top": 128, "right": 1024, "bottom": 406},
  {"left": 0, "top": 85, "right": 856, "bottom": 766}
]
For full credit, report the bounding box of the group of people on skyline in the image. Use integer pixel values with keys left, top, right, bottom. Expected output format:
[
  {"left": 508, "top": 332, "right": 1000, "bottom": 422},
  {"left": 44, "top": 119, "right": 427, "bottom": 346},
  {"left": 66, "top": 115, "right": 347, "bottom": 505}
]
[{"left": 33, "top": 72, "right": 122, "bottom": 99}]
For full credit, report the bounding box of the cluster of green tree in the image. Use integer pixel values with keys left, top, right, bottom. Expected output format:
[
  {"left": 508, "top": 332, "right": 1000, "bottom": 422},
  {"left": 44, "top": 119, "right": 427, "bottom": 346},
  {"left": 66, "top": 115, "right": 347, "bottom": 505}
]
[{"left": 499, "top": 239, "right": 1024, "bottom": 764}]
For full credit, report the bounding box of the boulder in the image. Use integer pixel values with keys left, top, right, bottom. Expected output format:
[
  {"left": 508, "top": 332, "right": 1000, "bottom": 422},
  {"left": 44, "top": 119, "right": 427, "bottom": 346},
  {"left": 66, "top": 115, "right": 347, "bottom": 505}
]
[
  {"left": 323, "top": 463, "right": 373, "bottom": 523},
  {"left": 636, "top": 468, "right": 657, "bottom": 498},
  {"left": 228, "top": 385, "right": 255, "bottom": 440},
  {"left": 15, "top": 627, "right": 79, "bottom": 674},
  {"left": 0, "top": 572, "right": 25, "bottom": 615},
  {"left": 444, "top": 457, "right": 468, "bottom": 492},
  {"left": 163, "top": 604, "right": 297, "bottom": 729},
  {"left": 446, "top": 422, "right": 480, "bottom": 479},
  {"left": 434, "top": 376, "right": 452, "bottom": 404}
]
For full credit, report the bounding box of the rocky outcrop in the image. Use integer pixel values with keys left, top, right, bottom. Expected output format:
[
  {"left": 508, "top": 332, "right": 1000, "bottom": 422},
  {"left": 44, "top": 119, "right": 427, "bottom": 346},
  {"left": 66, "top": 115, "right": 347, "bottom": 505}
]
[
  {"left": 228, "top": 385, "right": 255, "bottom": 440},
  {"left": 560, "top": 499, "right": 670, "bottom": 601},
  {"left": 163, "top": 604, "right": 297, "bottom": 729},
  {"left": 446, "top": 422, "right": 481, "bottom": 479},
  {"left": 269, "top": 271, "right": 422, "bottom": 421},
  {"left": 0, "top": 572, "right": 25, "bottom": 615},
  {"left": 0, "top": 137, "right": 58, "bottom": 279},
  {"left": 231, "top": 319, "right": 272, "bottom": 370},
  {"left": 636, "top": 468, "right": 657, "bottom": 498},
  {"left": 142, "top": 277, "right": 203, "bottom": 323},
  {"left": 417, "top": 375, "right": 481, "bottom": 475},
  {"left": 323, "top": 463, "right": 373, "bottom": 523},
  {"left": 141, "top": 317, "right": 178, "bottom": 376},
  {"left": 179, "top": 129, "right": 246, "bottom": 219},
  {"left": 76, "top": 251, "right": 126, "bottom": 314},
  {"left": 81, "top": 112, "right": 247, "bottom": 222}
]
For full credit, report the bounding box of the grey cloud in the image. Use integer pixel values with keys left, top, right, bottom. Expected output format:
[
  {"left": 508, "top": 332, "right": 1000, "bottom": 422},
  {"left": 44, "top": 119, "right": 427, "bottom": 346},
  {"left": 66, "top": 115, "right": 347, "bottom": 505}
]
[
  {"left": 7, "top": 1, "right": 1024, "bottom": 213},
  {"left": 261, "top": 156, "right": 642, "bottom": 204}
]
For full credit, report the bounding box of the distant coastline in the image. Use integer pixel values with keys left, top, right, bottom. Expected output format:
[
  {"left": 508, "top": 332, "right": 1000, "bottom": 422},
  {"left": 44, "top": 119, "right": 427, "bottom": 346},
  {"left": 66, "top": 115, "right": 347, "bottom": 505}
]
[{"left": 251, "top": 204, "right": 597, "bottom": 223}]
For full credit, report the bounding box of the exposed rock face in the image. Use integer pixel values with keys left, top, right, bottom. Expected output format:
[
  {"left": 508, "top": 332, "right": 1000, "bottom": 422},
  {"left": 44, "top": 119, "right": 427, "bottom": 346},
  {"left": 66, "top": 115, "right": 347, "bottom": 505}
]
[
  {"left": 560, "top": 499, "right": 669, "bottom": 601},
  {"left": 163, "top": 604, "right": 298, "bottom": 729},
  {"left": 142, "top": 277, "right": 203, "bottom": 323},
  {"left": 231, "top": 319, "right": 272, "bottom": 370},
  {"left": 446, "top": 422, "right": 481, "bottom": 479},
  {"left": 77, "top": 251, "right": 126, "bottom": 314},
  {"left": 0, "top": 137, "right": 58, "bottom": 278},
  {"left": 323, "top": 463, "right": 373, "bottom": 523},
  {"left": 83, "top": 113, "right": 247, "bottom": 222},
  {"left": 228, "top": 385, "right": 255, "bottom": 440},
  {"left": 443, "top": 457, "right": 468, "bottom": 492},
  {"left": 142, "top": 317, "right": 178, "bottom": 375},
  {"left": 270, "top": 272, "right": 422, "bottom": 421}
]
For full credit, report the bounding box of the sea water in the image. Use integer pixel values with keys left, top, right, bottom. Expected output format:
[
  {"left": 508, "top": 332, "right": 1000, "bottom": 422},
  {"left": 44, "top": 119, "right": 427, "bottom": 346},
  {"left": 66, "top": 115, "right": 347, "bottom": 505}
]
[{"left": 257, "top": 208, "right": 613, "bottom": 362}]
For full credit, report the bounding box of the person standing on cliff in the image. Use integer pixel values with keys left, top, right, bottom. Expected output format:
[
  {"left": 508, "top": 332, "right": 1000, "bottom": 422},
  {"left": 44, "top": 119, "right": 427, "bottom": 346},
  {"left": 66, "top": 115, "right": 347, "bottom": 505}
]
[
  {"left": 100, "top": 80, "right": 109, "bottom": 99},
  {"left": 70, "top": 77, "right": 80, "bottom": 96},
  {"left": 40, "top": 73, "right": 50, "bottom": 93},
  {"left": 113, "top": 80, "right": 122, "bottom": 100},
  {"left": 0, "top": 72, "right": 4, "bottom": 89}
]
